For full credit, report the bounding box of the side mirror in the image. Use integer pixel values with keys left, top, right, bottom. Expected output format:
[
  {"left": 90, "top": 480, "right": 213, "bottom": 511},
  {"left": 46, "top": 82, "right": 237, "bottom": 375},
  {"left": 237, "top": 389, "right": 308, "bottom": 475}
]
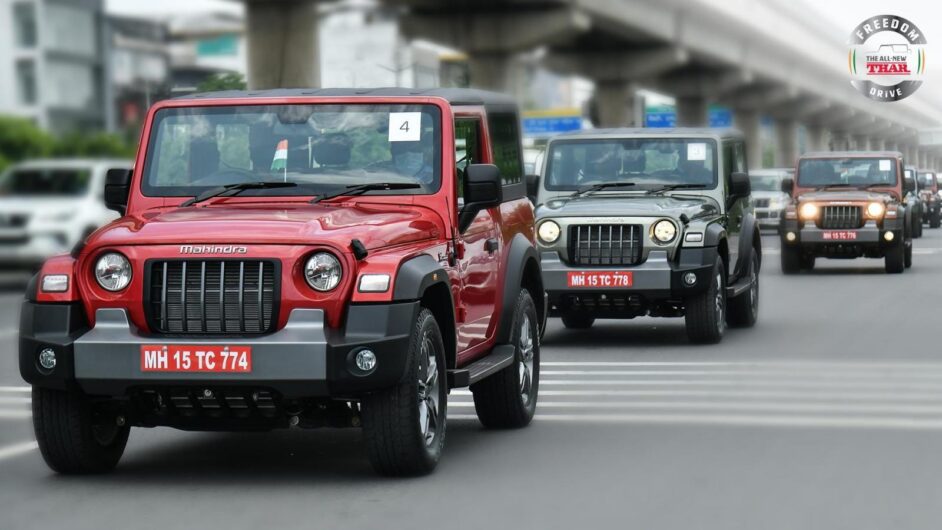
[
  {"left": 729, "top": 171, "right": 751, "bottom": 198},
  {"left": 458, "top": 164, "right": 502, "bottom": 232},
  {"left": 780, "top": 177, "right": 795, "bottom": 195},
  {"left": 525, "top": 174, "right": 540, "bottom": 203},
  {"left": 903, "top": 176, "right": 915, "bottom": 194},
  {"left": 104, "top": 168, "right": 132, "bottom": 215}
]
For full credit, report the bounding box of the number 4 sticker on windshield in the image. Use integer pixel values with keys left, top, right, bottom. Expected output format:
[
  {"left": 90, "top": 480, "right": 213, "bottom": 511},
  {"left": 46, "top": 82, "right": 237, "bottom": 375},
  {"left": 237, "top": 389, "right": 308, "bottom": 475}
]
[{"left": 389, "top": 112, "right": 422, "bottom": 142}]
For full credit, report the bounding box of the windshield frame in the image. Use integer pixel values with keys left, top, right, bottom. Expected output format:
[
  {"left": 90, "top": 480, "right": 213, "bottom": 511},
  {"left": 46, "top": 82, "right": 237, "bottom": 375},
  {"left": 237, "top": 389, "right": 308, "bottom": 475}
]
[
  {"left": 139, "top": 102, "right": 444, "bottom": 199},
  {"left": 542, "top": 137, "right": 720, "bottom": 192},
  {"left": 796, "top": 157, "right": 900, "bottom": 189}
]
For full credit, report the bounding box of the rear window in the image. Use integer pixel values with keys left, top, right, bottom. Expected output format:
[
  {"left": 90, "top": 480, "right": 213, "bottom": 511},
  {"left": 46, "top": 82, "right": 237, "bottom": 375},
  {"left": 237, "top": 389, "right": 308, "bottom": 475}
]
[{"left": 0, "top": 168, "right": 92, "bottom": 196}]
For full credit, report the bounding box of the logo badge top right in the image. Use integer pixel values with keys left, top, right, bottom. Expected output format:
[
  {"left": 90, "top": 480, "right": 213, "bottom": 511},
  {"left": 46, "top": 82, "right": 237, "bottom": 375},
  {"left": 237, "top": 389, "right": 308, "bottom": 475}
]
[{"left": 849, "top": 15, "right": 927, "bottom": 102}]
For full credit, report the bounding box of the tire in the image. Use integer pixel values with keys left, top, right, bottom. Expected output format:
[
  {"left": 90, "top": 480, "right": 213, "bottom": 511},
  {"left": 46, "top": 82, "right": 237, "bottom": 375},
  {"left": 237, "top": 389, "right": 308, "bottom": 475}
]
[
  {"left": 561, "top": 314, "right": 594, "bottom": 329},
  {"left": 781, "top": 243, "right": 801, "bottom": 274},
  {"left": 931, "top": 211, "right": 941, "bottom": 229},
  {"left": 362, "top": 308, "right": 447, "bottom": 476},
  {"left": 472, "top": 289, "right": 539, "bottom": 429},
  {"left": 684, "top": 256, "right": 727, "bottom": 344},
  {"left": 913, "top": 216, "right": 923, "bottom": 238},
  {"left": 727, "top": 250, "right": 759, "bottom": 328},
  {"left": 905, "top": 241, "right": 913, "bottom": 269},
  {"left": 800, "top": 254, "right": 815, "bottom": 271},
  {"left": 885, "top": 238, "right": 905, "bottom": 274},
  {"left": 32, "top": 387, "right": 129, "bottom": 474}
]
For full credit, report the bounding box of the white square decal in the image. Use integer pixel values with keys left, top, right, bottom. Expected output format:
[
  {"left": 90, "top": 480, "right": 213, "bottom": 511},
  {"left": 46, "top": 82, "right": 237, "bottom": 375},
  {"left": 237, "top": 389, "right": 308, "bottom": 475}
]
[
  {"left": 687, "top": 143, "right": 707, "bottom": 161},
  {"left": 388, "top": 112, "right": 422, "bottom": 142}
]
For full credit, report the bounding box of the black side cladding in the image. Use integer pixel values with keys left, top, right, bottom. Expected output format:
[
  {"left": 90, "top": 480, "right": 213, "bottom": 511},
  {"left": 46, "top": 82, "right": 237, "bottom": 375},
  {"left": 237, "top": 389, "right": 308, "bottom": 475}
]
[
  {"left": 495, "top": 233, "right": 540, "bottom": 344},
  {"left": 734, "top": 213, "right": 760, "bottom": 281},
  {"left": 19, "top": 301, "right": 89, "bottom": 390}
]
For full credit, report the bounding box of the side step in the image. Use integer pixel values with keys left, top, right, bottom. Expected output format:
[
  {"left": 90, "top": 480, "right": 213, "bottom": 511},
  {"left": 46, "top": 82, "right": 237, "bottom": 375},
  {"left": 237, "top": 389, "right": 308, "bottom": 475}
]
[
  {"left": 447, "top": 344, "right": 515, "bottom": 389},
  {"left": 726, "top": 275, "right": 754, "bottom": 299}
]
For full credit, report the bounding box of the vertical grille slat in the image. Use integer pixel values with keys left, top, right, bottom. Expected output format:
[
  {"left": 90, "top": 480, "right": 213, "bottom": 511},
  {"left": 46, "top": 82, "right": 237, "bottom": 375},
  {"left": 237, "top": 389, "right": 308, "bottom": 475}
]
[
  {"left": 149, "top": 260, "right": 276, "bottom": 335},
  {"left": 569, "top": 224, "right": 643, "bottom": 266},
  {"left": 819, "top": 206, "right": 863, "bottom": 229}
]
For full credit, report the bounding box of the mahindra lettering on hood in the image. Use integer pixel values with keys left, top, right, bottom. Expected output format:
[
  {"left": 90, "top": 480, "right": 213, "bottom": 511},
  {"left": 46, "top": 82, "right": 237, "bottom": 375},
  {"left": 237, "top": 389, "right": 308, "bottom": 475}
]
[{"left": 20, "top": 88, "right": 545, "bottom": 477}]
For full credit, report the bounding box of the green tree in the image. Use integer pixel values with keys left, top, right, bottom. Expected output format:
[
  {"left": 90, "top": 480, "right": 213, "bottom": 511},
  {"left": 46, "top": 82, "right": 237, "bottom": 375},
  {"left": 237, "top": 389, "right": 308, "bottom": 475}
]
[
  {"left": 0, "top": 116, "right": 55, "bottom": 172},
  {"left": 197, "top": 73, "right": 247, "bottom": 93}
]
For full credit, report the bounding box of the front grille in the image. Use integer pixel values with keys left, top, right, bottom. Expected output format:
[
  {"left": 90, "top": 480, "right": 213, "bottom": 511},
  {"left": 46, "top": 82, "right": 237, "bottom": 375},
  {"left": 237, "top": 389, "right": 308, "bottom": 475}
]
[
  {"left": 148, "top": 260, "right": 277, "bottom": 335},
  {"left": 819, "top": 205, "right": 863, "bottom": 229},
  {"left": 569, "top": 224, "right": 642, "bottom": 266},
  {"left": 753, "top": 198, "right": 770, "bottom": 208}
]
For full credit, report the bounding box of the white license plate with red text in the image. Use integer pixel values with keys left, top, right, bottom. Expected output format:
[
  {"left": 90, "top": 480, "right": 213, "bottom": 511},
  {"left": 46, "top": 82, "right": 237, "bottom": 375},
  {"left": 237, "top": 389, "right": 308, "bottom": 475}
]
[
  {"left": 140, "top": 345, "right": 252, "bottom": 373},
  {"left": 822, "top": 231, "right": 858, "bottom": 241},
  {"left": 567, "top": 271, "right": 633, "bottom": 288}
]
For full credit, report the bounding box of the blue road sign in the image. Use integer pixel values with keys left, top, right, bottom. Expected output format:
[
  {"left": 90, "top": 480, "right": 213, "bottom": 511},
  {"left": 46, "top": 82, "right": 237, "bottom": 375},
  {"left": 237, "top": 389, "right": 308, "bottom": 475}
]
[{"left": 522, "top": 115, "right": 582, "bottom": 135}]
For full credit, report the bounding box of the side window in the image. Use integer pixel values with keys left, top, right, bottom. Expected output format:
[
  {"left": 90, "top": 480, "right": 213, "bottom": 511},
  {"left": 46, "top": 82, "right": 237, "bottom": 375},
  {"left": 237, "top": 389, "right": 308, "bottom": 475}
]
[
  {"left": 486, "top": 112, "right": 523, "bottom": 186},
  {"left": 454, "top": 118, "right": 482, "bottom": 200},
  {"left": 732, "top": 141, "right": 746, "bottom": 174}
]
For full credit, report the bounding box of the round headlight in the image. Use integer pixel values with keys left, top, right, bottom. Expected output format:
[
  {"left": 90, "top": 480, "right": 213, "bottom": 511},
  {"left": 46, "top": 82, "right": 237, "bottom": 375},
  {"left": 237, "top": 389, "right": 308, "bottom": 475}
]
[
  {"left": 95, "top": 253, "right": 132, "bottom": 292},
  {"left": 867, "top": 202, "right": 885, "bottom": 218},
  {"left": 799, "top": 203, "right": 819, "bottom": 220},
  {"left": 537, "top": 221, "right": 561, "bottom": 244},
  {"left": 304, "top": 252, "right": 342, "bottom": 292},
  {"left": 652, "top": 219, "right": 677, "bottom": 244}
]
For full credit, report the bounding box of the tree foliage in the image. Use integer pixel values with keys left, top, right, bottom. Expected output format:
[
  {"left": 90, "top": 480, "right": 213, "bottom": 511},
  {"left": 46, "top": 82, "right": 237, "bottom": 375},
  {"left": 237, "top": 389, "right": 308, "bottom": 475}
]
[
  {"left": 0, "top": 116, "right": 137, "bottom": 173},
  {"left": 196, "top": 73, "right": 247, "bottom": 93}
]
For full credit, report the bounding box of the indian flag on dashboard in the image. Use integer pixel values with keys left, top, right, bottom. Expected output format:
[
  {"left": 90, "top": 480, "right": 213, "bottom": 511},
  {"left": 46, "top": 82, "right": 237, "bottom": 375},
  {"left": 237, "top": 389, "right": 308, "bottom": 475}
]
[{"left": 271, "top": 139, "right": 288, "bottom": 172}]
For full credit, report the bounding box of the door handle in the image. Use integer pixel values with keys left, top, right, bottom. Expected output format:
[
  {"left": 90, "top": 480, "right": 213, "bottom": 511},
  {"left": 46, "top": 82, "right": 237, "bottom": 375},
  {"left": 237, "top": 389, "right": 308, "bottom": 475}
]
[{"left": 485, "top": 238, "right": 499, "bottom": 254}]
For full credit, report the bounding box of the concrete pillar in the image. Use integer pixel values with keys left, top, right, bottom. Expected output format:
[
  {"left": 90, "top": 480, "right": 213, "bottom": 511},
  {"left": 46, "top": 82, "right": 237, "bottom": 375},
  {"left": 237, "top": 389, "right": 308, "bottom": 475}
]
[
  {"left": 676, "top": 96, "right": 707, "bottom": 127},
  {"left": 246, "top": 0, "right": 320, "bottom": 89},
  {"left": 594, "top": 80, "right": 636, "bottom": 127},
  {"left": 882, "top": 140, "right": 896, "bottom": 153},
  {"left": 468, "top": 52, "right": 515, "bottom": 93},
  {"left": 775, "top": 119, "right": 798, "bottom": 168},
  {"left": 733, "top": 108, "right": 762, "bottom": 169},
  {"left": 918, "top": 150, "right": 929, "bottom": 168},
  {"left": 870, "top": 137, "right": 887, "bottom": 151},
  {"left": 906, "top": 145, "right": 917, "bottom": 164},
  {"left": 805, "top": 124, "right": 828, "bottom": 152},
  {"left": 853, "top": 134, "right": 869, "bottom": 151},
  {"left": 830, "top": 131, "right": 849, "bottom": 151}
]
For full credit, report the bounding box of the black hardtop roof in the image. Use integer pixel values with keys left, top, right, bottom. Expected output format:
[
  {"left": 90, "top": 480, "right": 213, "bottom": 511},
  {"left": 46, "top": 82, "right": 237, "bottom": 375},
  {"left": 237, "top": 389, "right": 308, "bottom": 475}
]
[
  {"left": 551, "top": 127, "right": 744, "bottom": 140},
  {"left": 174, "top": 87, "right": 518, "bottom": 108},
  {"left": 801, "top": 151, "right": 903, "bottom": 159}
]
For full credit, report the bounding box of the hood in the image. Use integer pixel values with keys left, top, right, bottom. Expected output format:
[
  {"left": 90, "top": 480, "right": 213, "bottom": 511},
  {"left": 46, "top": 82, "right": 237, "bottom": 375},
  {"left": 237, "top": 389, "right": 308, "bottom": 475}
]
[
  {"left": 88, "top": 202, "right": 442, "bottom": 251},
  {"left": 537, "top": 193, "right": 717, "bottom": 220},
  {"left": 797, "top": 190, "right": 894, "bottom": 202}
]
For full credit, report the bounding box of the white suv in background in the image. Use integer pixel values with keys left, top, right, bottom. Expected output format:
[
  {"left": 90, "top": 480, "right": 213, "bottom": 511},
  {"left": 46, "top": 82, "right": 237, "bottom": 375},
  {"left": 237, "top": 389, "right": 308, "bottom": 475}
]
[
  {"left": 0, "top": 159, "right": 132, "bottom": 268},
  {"left": 749, "top": 168, "right": 794, "bottom": 230}
]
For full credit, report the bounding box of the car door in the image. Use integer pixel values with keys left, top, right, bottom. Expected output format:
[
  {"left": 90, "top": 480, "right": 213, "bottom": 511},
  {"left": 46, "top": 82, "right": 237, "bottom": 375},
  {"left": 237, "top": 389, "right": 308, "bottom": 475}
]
[
  {"left": 723, "top": 140, "right": 747, "bottom": 278},
  {"left": 454, "top": 114, "right": 500, "bottom": 355}
]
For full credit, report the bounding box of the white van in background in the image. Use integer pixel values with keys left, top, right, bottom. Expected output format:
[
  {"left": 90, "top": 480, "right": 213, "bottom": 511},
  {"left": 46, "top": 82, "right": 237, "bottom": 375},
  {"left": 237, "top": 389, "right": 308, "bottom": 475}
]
[{"left": 0, "top": 159, "right": 132, "bottom": 268}]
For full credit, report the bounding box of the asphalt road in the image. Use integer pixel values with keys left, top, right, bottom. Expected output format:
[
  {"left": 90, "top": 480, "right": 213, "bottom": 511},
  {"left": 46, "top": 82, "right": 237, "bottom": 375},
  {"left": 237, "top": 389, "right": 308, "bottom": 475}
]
[{"left": 2, "top": 231, "right": 942, "bottom": 529}]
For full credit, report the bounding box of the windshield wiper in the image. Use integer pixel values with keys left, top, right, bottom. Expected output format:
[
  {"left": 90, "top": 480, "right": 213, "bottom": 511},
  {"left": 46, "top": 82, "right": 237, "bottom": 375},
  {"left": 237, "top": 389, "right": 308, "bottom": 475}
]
[
  {"left": 645, "top": 184, "right": 707, "bottom": 195},
  {"left": 570, "top": 182, "right": 636, "bottom": 198},
  {"left": 181, "top": 181, "right": 297, "bottom": 207},
  {"left": 310, "top": 182, "right": 421, "bottom": 204}
]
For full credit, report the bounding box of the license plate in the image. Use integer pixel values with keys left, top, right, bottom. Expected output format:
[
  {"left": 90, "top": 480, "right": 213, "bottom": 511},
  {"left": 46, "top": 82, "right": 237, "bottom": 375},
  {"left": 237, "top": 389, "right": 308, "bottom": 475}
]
[
  {"left": 822, "top": 231, "right": 857, "bottom": 241},
  {"left": 140, "top": 345, "right": 252, "bottom": 373},
  {"left": 567, "top": 271, "right": 633, "bottom": 288}
]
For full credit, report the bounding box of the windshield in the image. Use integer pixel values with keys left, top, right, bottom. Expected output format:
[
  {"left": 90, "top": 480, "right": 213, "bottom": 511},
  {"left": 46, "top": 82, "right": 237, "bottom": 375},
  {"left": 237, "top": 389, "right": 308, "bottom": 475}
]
[
  {"left": 919, "top": 173, "right": 937, "bottom": 188},
  {"left": 544, "top": 138, "right": 717, "bottom": 191},
  {"left": 749, "top": 173, "right": 786, "bottom": 192},
  {"left": 142, "top": 104, "right": 442, "bottom": 197},
  {"left": 0, "top": 168, "right": 92, "bottom": 197},
  {"left": 797, "top": 158, "right": 898, "bottom": 188}
]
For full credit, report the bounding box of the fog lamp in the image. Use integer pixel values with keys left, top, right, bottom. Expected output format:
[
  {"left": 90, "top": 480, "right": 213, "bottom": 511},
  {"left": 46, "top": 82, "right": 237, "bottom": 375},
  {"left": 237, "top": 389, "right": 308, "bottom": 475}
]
[
  {"left": 884, "top": 231, "right": 895, "bottom": 242},
  {"left": 38, "top": 348, "right": 56, "bottom": 371},
  {"left": 683, "top": 272, "right": 697, "bottom": 286},
  {"left": 785, "top": 232, "right": 797, "bottom": 242},
  {"left": 355, "top": 349, "right": 377, "bottom": 373}
]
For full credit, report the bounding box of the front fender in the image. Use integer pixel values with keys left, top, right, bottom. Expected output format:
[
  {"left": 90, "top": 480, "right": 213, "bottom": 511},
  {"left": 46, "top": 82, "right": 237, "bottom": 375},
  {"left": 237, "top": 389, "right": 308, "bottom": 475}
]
[
  {"left": 496, "top": 233, "right": 541, "bottom": 344},
  {"left": 733, "top": 213, "right": 760, "bottom": 280}
]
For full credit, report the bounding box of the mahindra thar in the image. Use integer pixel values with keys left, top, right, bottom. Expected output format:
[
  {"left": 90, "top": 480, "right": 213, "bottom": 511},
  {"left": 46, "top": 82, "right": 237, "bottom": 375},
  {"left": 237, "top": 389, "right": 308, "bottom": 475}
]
[{"left": 20, "top": 88, "right": 545, "bottom": 476}]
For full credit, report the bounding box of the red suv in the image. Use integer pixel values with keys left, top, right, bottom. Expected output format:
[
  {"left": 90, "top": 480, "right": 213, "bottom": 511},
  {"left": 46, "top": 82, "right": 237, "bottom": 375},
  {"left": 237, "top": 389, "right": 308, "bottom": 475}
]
[{"left": 20, "top": 88, "right": 544, "bottom": 476}]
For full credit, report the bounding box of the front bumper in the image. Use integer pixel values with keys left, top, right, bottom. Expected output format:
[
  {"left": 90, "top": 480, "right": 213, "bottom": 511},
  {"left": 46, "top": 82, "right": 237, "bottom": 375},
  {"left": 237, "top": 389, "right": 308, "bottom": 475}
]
[
  {"left": 780, "top": 219, "right": 903, "bottom": 255},
  {"left": 540, "top": 248, "right": 716, "bottom": 315},
  {"left": 755, "top": 208, "right": 783, "bottom": 228},
  {"left": 20, "top": 301, "right": 418, "bottom": 398}
]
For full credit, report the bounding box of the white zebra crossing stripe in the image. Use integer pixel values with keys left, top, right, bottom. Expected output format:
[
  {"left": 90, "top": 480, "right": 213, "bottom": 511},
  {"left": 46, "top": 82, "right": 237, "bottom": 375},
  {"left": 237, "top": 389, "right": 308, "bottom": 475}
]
[
  {"left": 0, "top": 387, "right": 30, "bottom": 393},
  {"left": 0, "top": 441, "right": 37, "bottom": 461}
]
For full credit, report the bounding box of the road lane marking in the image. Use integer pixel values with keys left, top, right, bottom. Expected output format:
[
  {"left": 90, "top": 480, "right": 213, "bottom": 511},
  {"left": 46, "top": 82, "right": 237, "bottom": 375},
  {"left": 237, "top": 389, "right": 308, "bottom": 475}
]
[
  {"left": 452, "top": 389, "right": 942, "bottom": 402},
  {"left": 0, "top": 397, "right": 29, "bottom": 405},
  {"left": 0, "top": 329, "right": 16, "bottom": 339},
  {"left": 541, "top": 361, "right": 942, "bottom": 369},
  {"left": 0, "top": 441, "right": 37, "bottom": 461},
  {"left": 448, "top": 414, "right": 942, "bottom": 431},
  {"left": 449, "top": 400, "right": 942, "bottom": 415},
  {"left": 539, "top": 370, "right": 942, "bottom": 380},
  {"left": 0, "top": 387, "right": 30, "bottom": 393},
  {"left": 537, "top": 379, "right": 942, "bottom": 391},
  {"left": 0, "top": 410, "right": 31, "bottom": 419}
]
